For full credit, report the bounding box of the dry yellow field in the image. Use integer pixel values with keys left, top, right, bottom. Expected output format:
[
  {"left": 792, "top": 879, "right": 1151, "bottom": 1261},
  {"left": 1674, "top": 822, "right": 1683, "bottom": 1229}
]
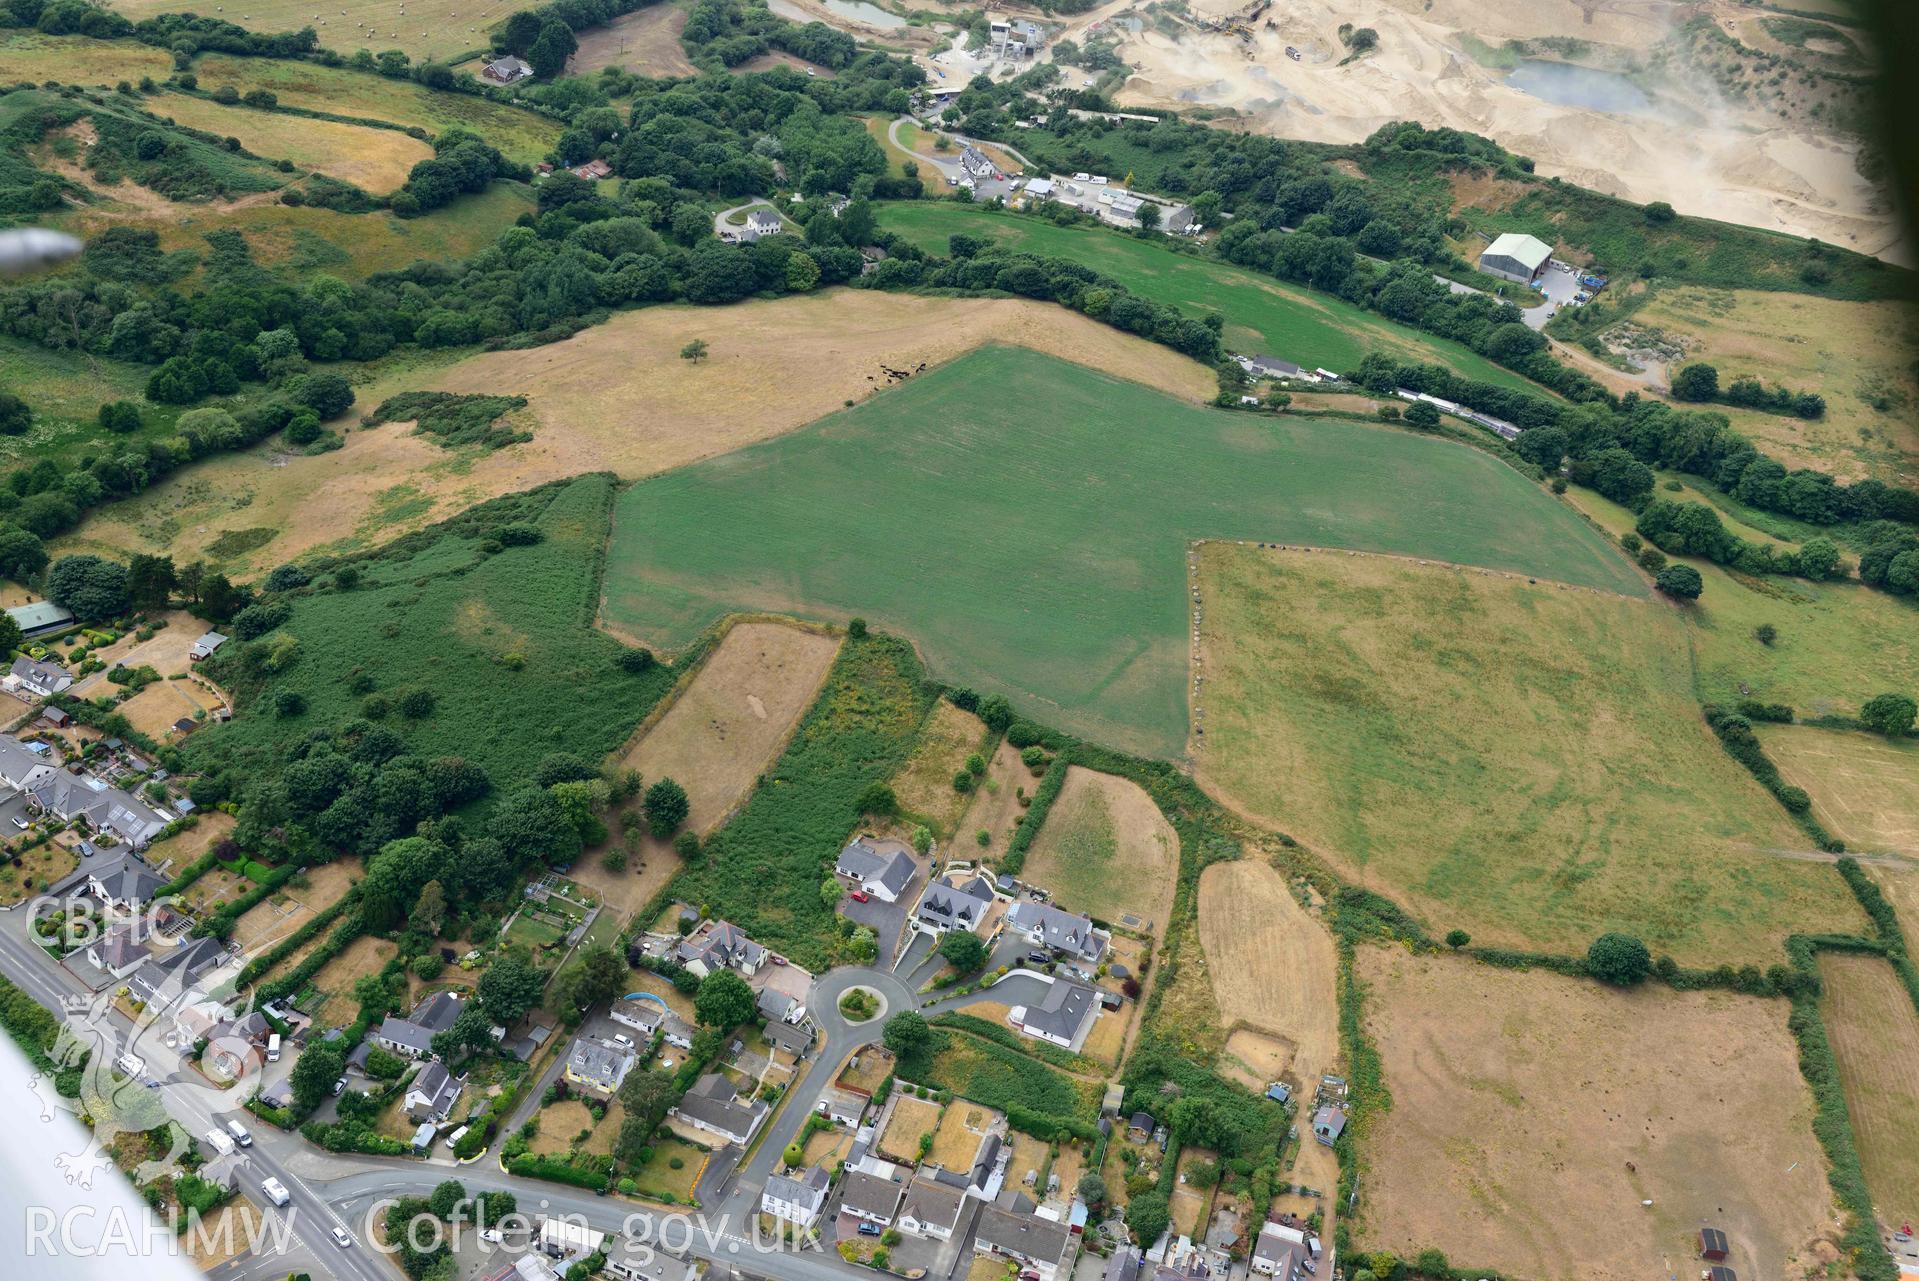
[
  {"left": 1818, "top": 953, "right": 1919, "bottom": 1233},
  {"left": 151, "top": 93, "right": 432, "bottom": 193},
  {"left": 309, "top": 935, "right": 400, "bottom": 1027},
  {"left": 889, "top": 700, "right": 987, "bottom": 838},
  {"left": 926, "top": 1101, "right": 993, "bottom": 1171},
  {"left": 1021, "top": 767, "right": 1177, "bottom": 931},
  {"left": 0, "top": 31, "right": 173, "bottom": 84},
  {"left": 1869, "top": 864, "right": 1919, "bottom": 958},
  {"left": 231, "top": 859, "right": 360, "bottom": 956},
  {"left": 531, "top": 1099, "right": 602, "bottom": 1157},
  {"left": 1634, "top": 286, "right": 1919, "bottom": 484},
  {"left": 60, "top": 292, "right": 1214, "bottom": 576},
  {"left": 1357, "top": 948, "right": 1838, "bottom": 1281},
  {"left": 116, "top": 678, "right": 225, "bottom": 740},
  {"left": 878, "top": 1096, "right": 942, "bottom": 1162},
  {"left": 106, "top": 0, "right": 513, "bottom": 65},
  {"left": 1759, "top": 724, "right": 1919, "bottom": 856},
  {"left": 1195, "top": 860, "right": 1337, "bottom": 1089},
  {"left": 572, "top": 4, "right": 698, "bottom": 76}
]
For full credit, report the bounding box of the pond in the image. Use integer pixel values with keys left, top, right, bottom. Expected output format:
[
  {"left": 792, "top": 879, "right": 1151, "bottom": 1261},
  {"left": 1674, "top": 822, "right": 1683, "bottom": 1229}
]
[
  {"left": 823, "top": 0, "right": 907, "bottom": 27},
  {"left": 1505, "top": 59, "right": 1652, "bottom": 116}
]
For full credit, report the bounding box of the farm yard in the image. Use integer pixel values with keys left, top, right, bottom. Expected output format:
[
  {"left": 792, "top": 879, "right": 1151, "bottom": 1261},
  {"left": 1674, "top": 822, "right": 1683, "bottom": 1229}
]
[
  {"left": 145, "top": 93, "right": 434, "bottom": 194},
  {"left": 602, "top": 345, "right": 1644, "bottom": 757},
  {"left": 1019, "top": 767, "right": 1177, "bottom": 931},
  {"left": 1563, "top": 486, "right": 1919, "bottom": 717},
  {"left": 1817, "top": 953, "right": 1919, "bottom": 1233},
  {"left": 62, "top": 291, "right": 1212, "bottom": 574},
  {"left": 1630, "top": 286, "right": 1919, "bottom": 484},
  {"left": 888, "top": 700, "right": 987, "bottom": 839},
  {"left": 1194, "top": 543, "right": 1860, "bottom": 963},
  {"left": 1194, "top": 858, "right": 1336, "bottom": 1093},
  {"left": 1758, "top": 725, "right": 1919, "bottom": 856},
  {"left": 1356, "top": 948, "right": 1838, "bottom": 1281},
  {"left": 873, "top": 202, "right": 1546, "bottom": 393}
]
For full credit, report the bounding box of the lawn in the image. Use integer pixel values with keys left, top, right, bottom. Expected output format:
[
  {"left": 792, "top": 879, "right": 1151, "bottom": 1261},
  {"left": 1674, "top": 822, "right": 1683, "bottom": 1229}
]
[
  {"left": 1817, "top": 952, "right": 1919, "bottom": 1233},
  {"left": 1565, "top": 486, "right": 1919, "bottom": 717},
  {"left": 1194, "top": 543, "right": 1861, "bottom": 964},
  {"left": 186, "top": 474, "right": 680, "bottom": 804},
  {"left": 601, "top": 346, "right": 1643, "bottom": 759},
  {"left": 877, "top": 1095, "right": 942, "bottom": 1162},
  {"left": 631, "top": 1136, "right": 706, "bottom": 1201},
  {"left": 1019, "top": 767, "right": 1177, "bottom": 930},
  {"left": 874, "top": 202, "right": 1546, "bottom": 393},
  {"left": 192, "top": 55, "right": 563, "bottom": 164}
]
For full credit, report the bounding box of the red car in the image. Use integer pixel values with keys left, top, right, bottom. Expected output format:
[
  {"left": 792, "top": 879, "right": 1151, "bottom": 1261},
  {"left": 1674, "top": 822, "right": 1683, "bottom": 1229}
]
[{"left": 850, "top": 890, "right": 870, "bottom": 903}]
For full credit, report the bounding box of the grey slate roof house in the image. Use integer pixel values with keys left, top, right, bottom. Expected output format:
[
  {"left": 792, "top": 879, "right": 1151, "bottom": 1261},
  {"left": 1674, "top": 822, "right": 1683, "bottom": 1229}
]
[
  {"left": 406, "top": 1060, "right": 465, "bottom": 1124},
  {"left": 7, "top": 656, "right": 72, "bottom": 698},
  {"left": 1008, "top": 977, "right": 1099, "bottom": 1049},
  {"left": 1106, "top": 1249, "right": 1149, "bottom": 1281},
  {"left": 675, "top": 920, "right": 766, "bottom": 977},
  {"left": 1249, "top": 1222, "right": 1315, "bottom": 1278},
  {"left": 86, "top": 850, "right": 167, "bottom": 908},
  {"left": 565, "top": 1035, "right": 636, "bottom": 1099},
  {"left": 757, "top": 987, "right": 797, "bottom": 1023},
  {"left": 611, "top": 997, "right": 666, "bottom": 1037},
  {"left": 32, "top": 773, "right": 169, "bottom": 848},
  {"left": 761, "top": 1166, "right": 830, "bottom": 1229},
  {"left": 128, "top": 936, "right": 228, "bottom": 1010},
  {"left": 972, "top": 1199, "right": 1074, "bottom": 1281},
  {"left": 672, "top": 1073, "right": 768, "bottom": 1145},
  {"left": 480, "top": 54, "right": 533, "bottom": 83},
  {"left": 766, "top": 1018, "right": 813, "bottom": 1057},
  {"left": 88, "top": 922, "right": 149, "bottom": 978},
  {"left": 837, "top": 1169, "right": 905, "bottom": 1225},
  {"left": 912, "top": 873, "right": 998, "bottom": 937},
  {"left": 1005, "top": 901, "right": 1108, "bottom": 964},
  {"left": 836, "top": 836, "right": 919, "bottom": 903},
  {"left": 1311, "top": 1104, "right": 1347, "bottom": 1146},
  {"left": 897, "top": 1177, "right": 966, "bottom": 1239},
  {"left": 374, "top": 991, "right": 468, "bottom": 1059}
]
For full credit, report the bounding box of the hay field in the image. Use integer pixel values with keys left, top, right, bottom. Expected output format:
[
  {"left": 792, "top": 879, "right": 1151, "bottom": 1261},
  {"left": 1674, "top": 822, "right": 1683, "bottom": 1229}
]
[
  {"left": 1566, "top": 486, "right": 1919, "bottom": 717},
  {"left": 1020, "top": 767, "right": 1177, "bottom": 930},
  {"left": 191, "top": 55, "right": 562, "bottom": 163},
  {"left": 151, "top": 93, "right": 432, "bottom": 193},
  {"left": 1759, "top": 725, "right": 1919, "bottom": 856},
  {"left": 0, "top": 32, "right": 172, "bottom": 85},
  {"left": 1818, "top": 952, "right": 1919, "bottom": 1232},
  {"left": 1634, "top": 286, "right": 1919, "bottom": 484},
  {"left": 1195, "top": 544, "right": 1860, "bottom": 963},
  {"left": 875, "top": 202, "right": 1547, "bottom": 394},
  {"left": 1869, "top": 864, "right": 1919, "bottom": 958},
  {"left": 1356, "top": 948, "right": 1838, "bottom": 1281},
  {"left": 1195, "top": 860, "right": 1336, "bottom": 1090},
  {"left": 890, "top": 700, "right": 987, "bottom": 838},
  {"left": 603, "top": 346, "right": 1644, "bottom": 758},
  {"left": 572, "top": 4, "right": 698, "bottom": 76},
  {"left": 107, "top": 0, "right": 513, "bottom": 65},
  {"left": 61, "top": 291, "right": 1212, "bottom": 577}
]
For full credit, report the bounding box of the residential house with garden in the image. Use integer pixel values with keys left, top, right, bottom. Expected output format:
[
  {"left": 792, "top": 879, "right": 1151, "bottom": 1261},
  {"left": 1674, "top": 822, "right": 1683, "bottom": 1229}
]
[
  {"left": 835, "top": 836, "right": 919, "bottom": 903},
  {"left": 405, "top": 1060, "right": 466, "bottom": 1125},
  {"left": 1007, "top": 976, "right": 1100, "bottom": 1050},
  {"left": 910, "top": 871, "right": 1001, "bottom": 940},
  {"left": 373, "top": 991, "right": 468, "bottom": 1060},
  {"left": 1249, "top": 1220, "right": 1317, "bottom": 1278},
  {"left": 897, "top": 1177, "right": 966, "bottom": 1240},
  {"left": 564, "top": 1035, "right": 637, "bottom": 1100},
  {"left": 836, "top": 1169, "right": 905, "bottom": 1226},
  {"left": 672, "top": 1073, "right": 769, "bottom": 1146},
  {"left": 1005, "top": 901, "right": 1108, "bottom": 966},
  {"left": 972, "top": 1193, "right": 1075, "bottom": 1281},
  {"left": 761, "top": 1166, "right": 830, "bottom": 1230},
  {"left": 676, "top": 920, "right": 766, "bottom": 978},
  {"left": 5, "top": 656, "right": 72, "bottom": 698}
]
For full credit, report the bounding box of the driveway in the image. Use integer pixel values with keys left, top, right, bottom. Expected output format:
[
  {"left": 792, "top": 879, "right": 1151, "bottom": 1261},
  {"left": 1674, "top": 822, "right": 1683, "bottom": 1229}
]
[{"left": 840, "top": 891, "right": 910, "bottom": 967}]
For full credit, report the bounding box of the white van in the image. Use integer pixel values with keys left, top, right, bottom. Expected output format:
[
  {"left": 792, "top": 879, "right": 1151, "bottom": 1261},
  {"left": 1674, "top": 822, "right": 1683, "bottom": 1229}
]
[
  {"left": 266, "top": 1034, "right": 281, "bottom": 1063},
  {"left": 204, "top": 1129, "right": 235, "bottom": 1157},
  {"left": 261, "top": 1176, "right": 290, "bottom": 1208},
  {"left": 226, "top": 1119, "right": 253, "bottom": 1148},
  {"left": 443, "top": 1125, "right": 470, "bottom": 1152}
]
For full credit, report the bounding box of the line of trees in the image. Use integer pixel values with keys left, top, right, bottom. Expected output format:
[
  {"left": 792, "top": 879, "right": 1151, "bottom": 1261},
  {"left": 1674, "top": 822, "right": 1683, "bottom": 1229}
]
[{"left": 1671, "top": 361, "right": 1826, "bottom": 419}]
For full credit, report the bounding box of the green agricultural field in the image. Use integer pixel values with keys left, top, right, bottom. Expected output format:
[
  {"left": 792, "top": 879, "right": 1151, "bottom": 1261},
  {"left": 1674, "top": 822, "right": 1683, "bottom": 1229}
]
[
  {"left": 186, "top": 473, "right": 678, "bottom": 800},
  {"left": 601, "top": 345, "right": 1642, "bottom": 758},
  {"left": 0, "top": 336, "right": 207, "bottom": 470},
  {"left": 1568, "top": 487, "right": 1919, "bottom": 717},
  {"left": 876, "top": 202, "right": 1544, "bottom": 393},
  {"left": 0, "top": 32, "right": 174, "bottom": 86},
  {"left": 1195, "top": 543, "right": 1861, "bottom": 965},
  {"left": 192, "top": 55, "right": 563, "bottom": 164}
]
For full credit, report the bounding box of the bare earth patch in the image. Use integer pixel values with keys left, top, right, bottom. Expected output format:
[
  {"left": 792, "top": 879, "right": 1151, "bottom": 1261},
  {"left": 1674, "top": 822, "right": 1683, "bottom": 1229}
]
[
  {"left": 1021, "top": 767, "right": 1177, "bottom": 932},
  {"left": 1356, "top": 948, "right": 1839, "bottom": 1281},
  {"left": 1818, "top": 952, "right": 1919, "bottom": 1232},
  {"left": 1759, "top": 724, "right": 1919, "bottom": 856},
  {"left": 61, "top": 292, "right": 1213, "bottom": 573}
]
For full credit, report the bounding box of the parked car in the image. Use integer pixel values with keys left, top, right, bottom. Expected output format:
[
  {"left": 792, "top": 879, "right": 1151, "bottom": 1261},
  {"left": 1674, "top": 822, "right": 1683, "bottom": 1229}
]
[
  {"left": 1026, "top": 952, "right": 1049, "bottom": 966},
  {"left": 858, "top": 1222, "right": 882, "bottom": 1238},
  {"left": 332, "top": 1077, "right": 347, "bottom": 1096},
  {"left": 850, "top": 890, "right": 870, "bottom": 903},
  {"left": 612, "top": 1033, "right": 634, "bottom": 1048}
]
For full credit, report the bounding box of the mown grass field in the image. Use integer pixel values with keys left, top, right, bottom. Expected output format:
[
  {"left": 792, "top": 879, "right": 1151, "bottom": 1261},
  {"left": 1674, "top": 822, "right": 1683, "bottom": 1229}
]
[
  {"left": 151, "top": 92, "right": 432, "bottom": 194},
  {"left": 108, "top": 0, "right": 505, "bottom": 65},
  {"left": 1195, "top": 544, "right": 1860, "bottom": 963},
  {"left": 876, "top": 202, "right": 1545, "bottom": 394},
  {"left": 601, "top": 346, "right": 1641, "bottom": 758},
  {"left": 193, "top": 55, "right": 562, "bottom": 163},
  {"left": 1817, "top": 953, "right": 1919, "bottom": 1233},
  {"left": 1632, "top": 285, "right": 1919, "bottom": 484},
  {"left": 0, "top": 31, "right": 173, "bottom": 84},
  {"left": 185, "top": 474, "right": 679, "bottom": 800},
  {"left": 1567, "top": 486, "right": 1919, "bottom": 717},
  {"left": 1758, "top": 724, "right": 1919, "bottom": 856}
]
